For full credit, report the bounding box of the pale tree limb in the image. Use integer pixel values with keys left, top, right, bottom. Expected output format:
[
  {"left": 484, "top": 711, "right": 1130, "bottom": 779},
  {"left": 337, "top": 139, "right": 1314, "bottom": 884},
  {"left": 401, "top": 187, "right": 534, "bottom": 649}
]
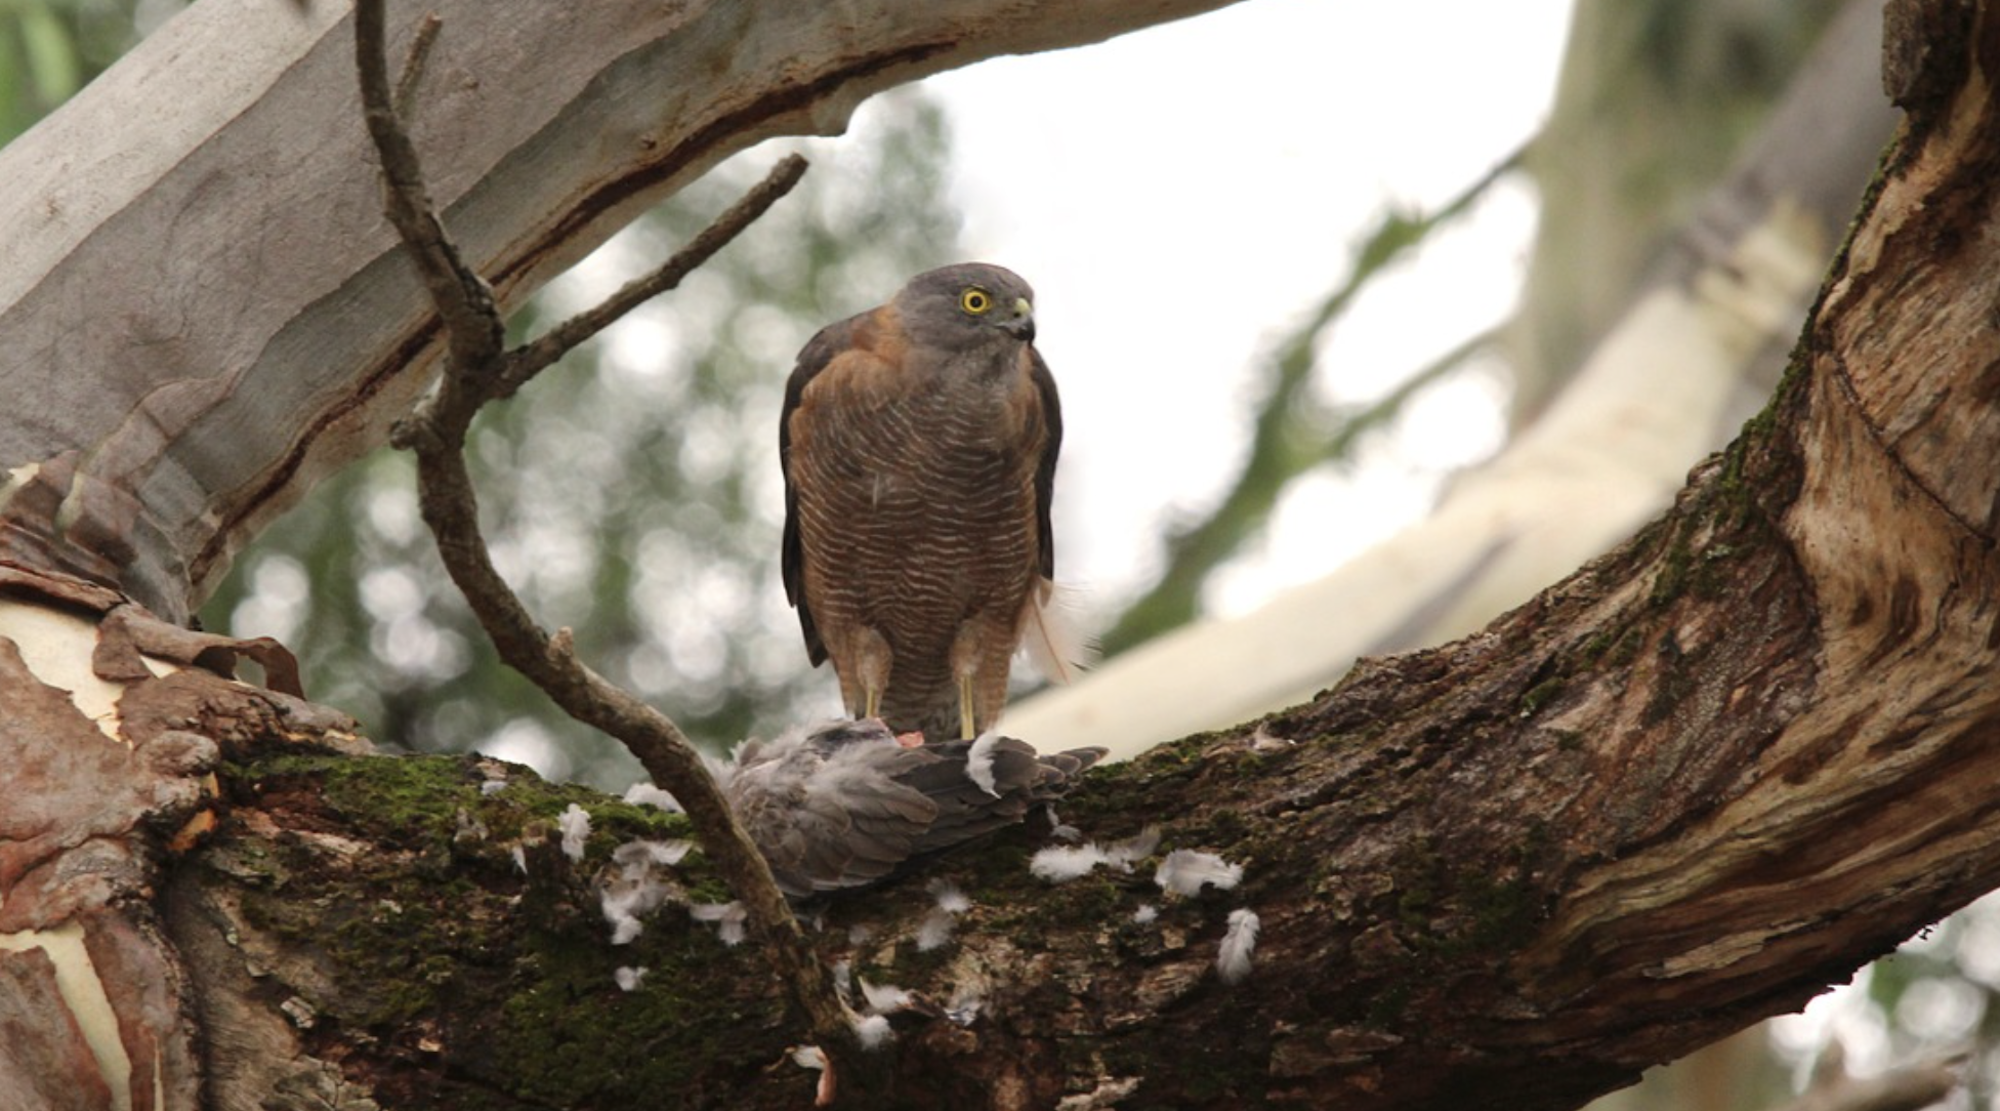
[
  {"left": 1098, "top": 147, "right": 1524, "bottom": 658},
  {"left": 350, "top": 0, "right": 853, "bottom": 1061}
]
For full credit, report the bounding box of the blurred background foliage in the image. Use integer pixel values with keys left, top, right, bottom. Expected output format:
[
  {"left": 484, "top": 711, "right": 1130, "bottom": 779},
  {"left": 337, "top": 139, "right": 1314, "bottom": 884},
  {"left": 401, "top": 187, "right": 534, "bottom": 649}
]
[{"left": 3, "top": 1, "right": 1989, "bottom": 1108}]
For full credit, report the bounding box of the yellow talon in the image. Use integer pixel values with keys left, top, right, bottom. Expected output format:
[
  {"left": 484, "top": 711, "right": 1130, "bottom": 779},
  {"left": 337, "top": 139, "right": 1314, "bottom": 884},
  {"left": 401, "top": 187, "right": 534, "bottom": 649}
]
[{"left": 958, "top": 675, "right": 977, "bottom": 740}]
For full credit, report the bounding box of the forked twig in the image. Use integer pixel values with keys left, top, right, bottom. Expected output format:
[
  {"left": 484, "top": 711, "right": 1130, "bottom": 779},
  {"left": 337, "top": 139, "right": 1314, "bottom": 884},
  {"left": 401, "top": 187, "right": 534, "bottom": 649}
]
[
  {"left": 501, "top": 156, "right": 808, "bottom": 397},
  {"left": 350, "top": 0, "right": 852, "bottom": 1057},
  {"left": 393, "top": 13, "right": 442, "bottom": 118}
]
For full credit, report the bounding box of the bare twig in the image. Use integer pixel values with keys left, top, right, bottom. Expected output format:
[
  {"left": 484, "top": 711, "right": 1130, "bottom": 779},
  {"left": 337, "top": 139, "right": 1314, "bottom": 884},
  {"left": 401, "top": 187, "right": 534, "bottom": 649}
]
[
  {"left": 353, "top": 0, "right": 503, "bottom": 373},
  {"left": 393, "top": 13, "right": 443, "bottom": 119},
  {"left": 351, "top": 0, "right": 853, "bottom": 1056},
  {"left": 501, "top": 153, "right": 808, "bottom": 396}
]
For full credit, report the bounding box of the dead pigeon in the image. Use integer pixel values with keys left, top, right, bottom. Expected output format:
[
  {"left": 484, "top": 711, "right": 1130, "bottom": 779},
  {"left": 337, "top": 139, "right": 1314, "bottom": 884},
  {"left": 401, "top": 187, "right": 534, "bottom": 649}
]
[{"left": 715, "top": 719, "right": 1105, "bottom": 897}]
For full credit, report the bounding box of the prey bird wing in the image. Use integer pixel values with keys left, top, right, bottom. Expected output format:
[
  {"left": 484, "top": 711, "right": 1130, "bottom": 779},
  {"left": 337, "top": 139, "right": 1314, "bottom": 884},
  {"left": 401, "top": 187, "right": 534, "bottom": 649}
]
[{"left": 721, "top": 720, "right": 1106, "bottom": 897}]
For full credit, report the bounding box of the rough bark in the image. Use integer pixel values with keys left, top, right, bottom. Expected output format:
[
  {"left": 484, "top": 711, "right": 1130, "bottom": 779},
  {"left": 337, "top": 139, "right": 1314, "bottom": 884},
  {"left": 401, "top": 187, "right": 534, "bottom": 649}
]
[{"left": 9, "top": 0, "right": 2000, "bottom": 1108}]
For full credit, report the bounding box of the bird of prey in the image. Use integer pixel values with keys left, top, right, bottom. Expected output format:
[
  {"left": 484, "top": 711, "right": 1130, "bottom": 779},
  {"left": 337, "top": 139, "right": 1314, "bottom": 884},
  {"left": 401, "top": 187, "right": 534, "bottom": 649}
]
[
  {"left": 780, "top": 262, "right": 1079, "bottom": 741},
  {"left": 718, "top": 719, "right": 1105, "bottom": 897}
]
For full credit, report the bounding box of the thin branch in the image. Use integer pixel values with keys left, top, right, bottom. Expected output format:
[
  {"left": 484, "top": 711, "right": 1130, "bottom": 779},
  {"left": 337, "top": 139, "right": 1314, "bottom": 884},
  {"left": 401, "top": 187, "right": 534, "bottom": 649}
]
[
  {"left": 393, "top": 13, "right": 442, "bottom": 120},
  {"left": 350, "top": 0, "right": 854, "bottom": 1057},
  {"left": 352, "top": 0, "right": 503, "bottom": 374},
  {"left": 1097, "top": 145, "right": 1525, "bottom": 657},
  {"left": 501, "top": 154, "right": 809, "bottom": 395}
]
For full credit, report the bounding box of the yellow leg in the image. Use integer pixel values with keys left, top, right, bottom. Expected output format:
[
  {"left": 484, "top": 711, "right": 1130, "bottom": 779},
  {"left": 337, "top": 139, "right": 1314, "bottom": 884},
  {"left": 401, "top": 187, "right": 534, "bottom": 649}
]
[
  {"left": 958, "top": 675, "right": 977, "bottom": 740},
  {"left": 863, "top": 687, "right": 881, "bottom": 721}
]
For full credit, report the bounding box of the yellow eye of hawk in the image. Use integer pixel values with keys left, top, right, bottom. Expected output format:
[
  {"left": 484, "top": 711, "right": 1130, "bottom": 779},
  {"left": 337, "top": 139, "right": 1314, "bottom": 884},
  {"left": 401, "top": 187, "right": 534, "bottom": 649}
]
[{"left": 959, "top": 288, "right": 993, "bottom": 315}]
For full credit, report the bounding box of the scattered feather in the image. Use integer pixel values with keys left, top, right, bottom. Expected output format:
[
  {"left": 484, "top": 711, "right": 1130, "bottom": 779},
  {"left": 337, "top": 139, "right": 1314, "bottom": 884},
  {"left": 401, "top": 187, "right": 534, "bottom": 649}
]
[
  {"left": 599, "top": 838, "right": 689, "bottom": 945},
  {"left": 1030, "top": 843, "right": 1111, "bottom": 882},
  {"left": 1218, "top": 908, "right": 1261, "bottom": 984},
  {"left": 945, "top": 988, "right": 983, "bottom": 1027},
  {"left": 915, "top": 881, "right": 969, "bottom": 947},
  {"left": 690, "top": 901, "right": 748, "bottom": 946},
  {"left": 621, "top": 782, "right": 683, "bottom": 812},
  {"left": 928, "top": 879, "right": 971, "bottom": 915},
  {"left": 852, "top": 1013, "right": 895, "bottom": 1050},
  {"left": 1045, "top": 804, "right": 1083, "bottom": 842},
  {"left": 1248, "top": 724, "right": 1295, "bottom": 753},
  {"left": 859, "top": 979, "right": 913, "bottom": 1015},
  {"left": 965, "top": 732, "right": 1003, "bottom": 797},
  {"left": 557, "top": 803, "right": 591, "bottom": 861},
  {"left": 479, "top": 779, "right": 508, "bottom": 796},
  {"left": 831, "top": 960, "right": 853, "bottom": 999},
  {"left": 510, "top": 845, "right": 527, "bottom": 874},
  {"left": 1107, "top": 825, "right": 1162, "bottom": 868},
  {"left": 453, "top": 809, "right": 489, "bottom": 844},
  {"left": 847, "top": 924, "right": 874, "bottom": 947},
  {"left": 1057, "top": 1076, "right": 1144, "bottom": 1110},
  {"left": 1155, "top": 849, "right": 1243, "bottom": 896},
  {"left": 1019, "top": 578, "right": 1097, "bottom": 685},
  {"left": 611, "top": 839, "right": 692, "bottom": 868},
  {"left": 1132, "top": 904, "right": 1159, "bottom": 925},
  {"left": 789, "top": 1045, "right": 835, "bottom": 1108},
  {"left": 915, "top": 910, "right": 956, "bottom": 952},
  {"left": 614, "top": 966, "right": 648, "bottom": 992}
]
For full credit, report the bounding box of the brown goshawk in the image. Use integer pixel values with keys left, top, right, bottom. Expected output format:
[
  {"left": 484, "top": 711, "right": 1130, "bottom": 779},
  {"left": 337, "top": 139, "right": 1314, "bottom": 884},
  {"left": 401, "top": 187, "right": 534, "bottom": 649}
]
[{"left": 780, "top": 263, "right": 1078, "bottom": 741}]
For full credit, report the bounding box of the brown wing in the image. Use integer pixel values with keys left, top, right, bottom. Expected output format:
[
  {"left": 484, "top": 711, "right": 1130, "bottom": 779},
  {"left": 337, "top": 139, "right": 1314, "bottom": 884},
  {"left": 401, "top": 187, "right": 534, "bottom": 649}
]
[
  {"left": 781, "top": 306, "right": 917, "bottom": 673},
  {"left": 779, "top": 315, "right": 863, "bottom": 667},
  {"left": 728, "top": 722, "right": 1107, "bottom": 896},
  {"left": 1028, "top": 346, "right": 1062, "bottom": 581}
]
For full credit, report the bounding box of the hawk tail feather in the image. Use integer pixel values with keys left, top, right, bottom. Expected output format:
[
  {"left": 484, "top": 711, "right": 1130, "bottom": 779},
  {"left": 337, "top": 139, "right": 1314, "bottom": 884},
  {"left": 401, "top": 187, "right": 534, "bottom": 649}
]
[{"left": 1020, "top": 578, "right": 1095, "bottom": 686}]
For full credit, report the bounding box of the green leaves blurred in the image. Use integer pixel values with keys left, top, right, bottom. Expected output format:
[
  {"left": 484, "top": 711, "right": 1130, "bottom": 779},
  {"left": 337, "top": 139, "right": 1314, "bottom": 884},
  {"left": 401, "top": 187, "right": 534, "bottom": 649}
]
[{"left": 0, "top": 0, "right": 183, "bottom": 145}]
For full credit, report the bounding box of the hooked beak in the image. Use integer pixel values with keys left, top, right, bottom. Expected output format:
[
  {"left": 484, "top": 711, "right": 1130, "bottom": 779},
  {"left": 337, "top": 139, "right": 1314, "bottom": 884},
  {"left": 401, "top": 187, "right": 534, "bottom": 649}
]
[{"left": 1001, "top": 296, "right": 1036, "bottom": 342}]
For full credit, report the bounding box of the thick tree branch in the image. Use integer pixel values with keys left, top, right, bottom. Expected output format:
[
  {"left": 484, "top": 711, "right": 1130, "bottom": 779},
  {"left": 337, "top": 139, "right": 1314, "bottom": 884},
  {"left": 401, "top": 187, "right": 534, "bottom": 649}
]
[
  {"left": 351, "top": 0, "right": 850, "bottom": 1062},
  {"left": 167, "top": 4, "right": 2000, "bottom": 1106}
]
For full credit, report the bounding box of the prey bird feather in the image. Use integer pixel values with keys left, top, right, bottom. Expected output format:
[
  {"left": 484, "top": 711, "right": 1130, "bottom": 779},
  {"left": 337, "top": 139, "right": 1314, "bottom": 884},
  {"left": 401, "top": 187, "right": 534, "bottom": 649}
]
[{"left": 717, "top": 719, "right": 1104, "bottom": 897}]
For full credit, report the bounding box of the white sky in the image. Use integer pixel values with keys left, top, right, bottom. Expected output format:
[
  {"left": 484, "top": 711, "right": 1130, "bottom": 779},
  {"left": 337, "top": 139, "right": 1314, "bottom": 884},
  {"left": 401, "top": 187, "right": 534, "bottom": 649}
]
[{"left": 917, "top": 0, "right": 1574, "bottom": 618}]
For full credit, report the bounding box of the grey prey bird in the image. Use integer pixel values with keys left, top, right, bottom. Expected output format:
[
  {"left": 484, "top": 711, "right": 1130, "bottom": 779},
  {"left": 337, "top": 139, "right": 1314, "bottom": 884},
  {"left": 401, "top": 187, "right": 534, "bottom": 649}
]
[{"left": 717, "top": 719, "right": 1104, "bottom": 897}]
